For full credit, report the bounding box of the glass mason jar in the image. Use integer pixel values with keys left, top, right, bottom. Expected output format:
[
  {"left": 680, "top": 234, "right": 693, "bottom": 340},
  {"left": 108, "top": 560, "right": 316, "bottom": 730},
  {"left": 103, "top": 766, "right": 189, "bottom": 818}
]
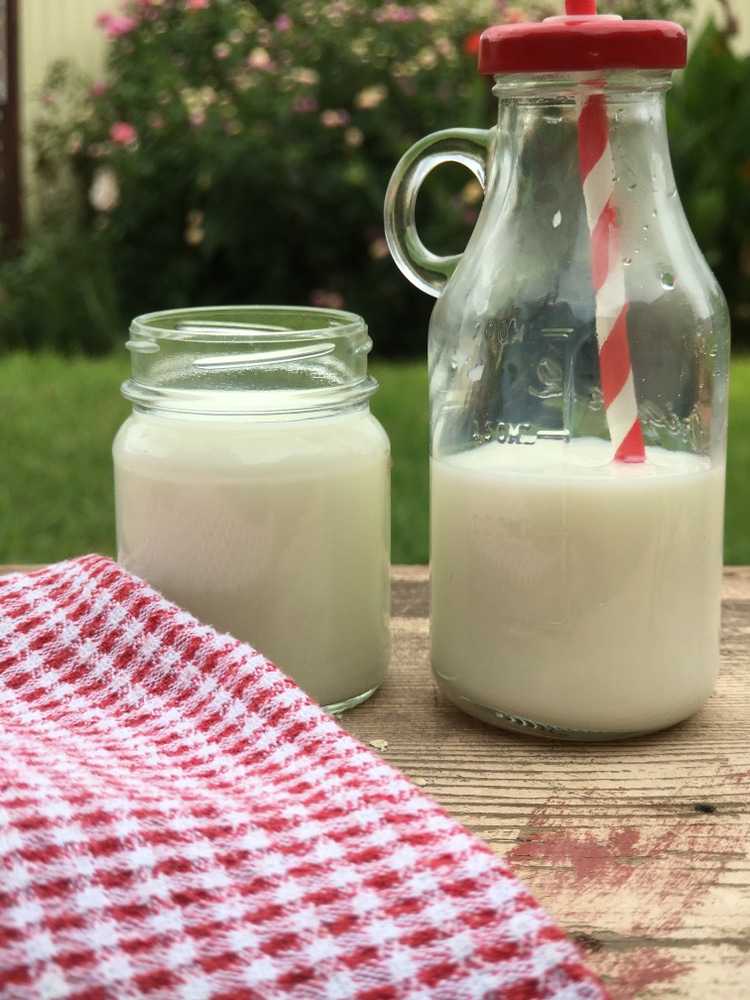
[
  {"left": 113, "top": 306, "right": 391, "bottom": 713},
  {"left": 384, "top": 11, "right": 730, "bottom": 738}
]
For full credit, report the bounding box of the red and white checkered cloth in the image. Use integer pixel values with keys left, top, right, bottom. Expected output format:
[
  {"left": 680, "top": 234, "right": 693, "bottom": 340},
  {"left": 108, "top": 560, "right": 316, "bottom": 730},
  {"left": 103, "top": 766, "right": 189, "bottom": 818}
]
[{"left": 0, "top": 555, "right": 609, "bottom": 1000}]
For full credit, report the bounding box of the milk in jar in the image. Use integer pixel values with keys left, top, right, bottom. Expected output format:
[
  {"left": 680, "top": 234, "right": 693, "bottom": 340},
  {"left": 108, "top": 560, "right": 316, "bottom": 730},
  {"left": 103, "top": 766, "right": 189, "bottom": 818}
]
[
  {"left": 431, "top": 438, "right": 725, "bottom": 736},
  {"left": 113, "top": 306, "right": 391, "bottom": 712}
]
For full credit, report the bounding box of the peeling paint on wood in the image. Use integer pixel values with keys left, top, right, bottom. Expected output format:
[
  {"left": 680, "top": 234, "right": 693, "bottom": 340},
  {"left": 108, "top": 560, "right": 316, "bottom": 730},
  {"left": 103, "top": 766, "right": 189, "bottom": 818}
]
[{"left": 341, "top": 565, "right": 750, "bottom": 999}]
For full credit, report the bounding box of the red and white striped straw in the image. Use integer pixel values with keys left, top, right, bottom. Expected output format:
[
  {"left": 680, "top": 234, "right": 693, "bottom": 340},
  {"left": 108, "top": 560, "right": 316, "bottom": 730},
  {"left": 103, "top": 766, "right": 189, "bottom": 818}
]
[{"left": 571, "top": 0, "right": 646, "bottom": 462}]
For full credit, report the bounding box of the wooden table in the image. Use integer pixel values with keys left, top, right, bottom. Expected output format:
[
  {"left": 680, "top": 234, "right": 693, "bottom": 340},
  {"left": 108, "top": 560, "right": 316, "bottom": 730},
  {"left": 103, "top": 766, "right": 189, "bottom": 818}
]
[
  {"left": 340, "top": 566, "right": 750, "bottom": 1000},
  {"left": 3, "top": 563, "right": 749, "bottom": 998}
]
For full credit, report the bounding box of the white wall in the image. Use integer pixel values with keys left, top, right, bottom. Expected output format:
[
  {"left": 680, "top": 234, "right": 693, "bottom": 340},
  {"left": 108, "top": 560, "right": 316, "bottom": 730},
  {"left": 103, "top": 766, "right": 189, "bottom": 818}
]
[
  {"left": 19, "top": 0, "right": 111, "bottom": 212},
  {"left": 691, "top": 0, "right": 750, "bottom": 50}
]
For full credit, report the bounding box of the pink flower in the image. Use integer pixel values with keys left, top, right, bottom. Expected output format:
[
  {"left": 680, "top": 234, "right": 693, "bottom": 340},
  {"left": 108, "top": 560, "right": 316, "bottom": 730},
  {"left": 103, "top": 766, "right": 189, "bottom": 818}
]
[
  {"left": 90, "top": 81, "right": 108, "bottom": 98},
  {"left": 345, "top": 126, "right": 364, "bottom": 147},
  {"left": 274, "top": 13, "right": 293, "bottom": 31},
  {"left": 293, "top": 97, "right": 319, "bottom": 114},
  {"left": 89, "top": 166, "right": 120, "bottom": 212},
  {"left": 184, "top": 210, "right": 205, "bottom": 246},
  {"left": 372, "top": 4, "right": 415, "bottom": 24},
  {"left": 368, "top": 237, "right": 390, "bottom": 260},
  {"left": 355, "top": 85, "right": 387, "bottom": 110},
  {"left": 310, "top": 289, "right": 344, "bottom": 310},
  {"left": 186, "top": 0, "right": 210, "bottom": 9},
  {"left": 96, "top": 12, "right": 137, "bottom": 38},
  {"left": 110, "top": 121, "right": 138, "bottom": 145},
  {"left": 502, "top": 7, "right": 527, "bottom": 24},
  {"left": 246, "top": 48, "right": 275, "bottom": 71},
  {"left": 320, "top": 109, "right": 350, "bottom": 128}
]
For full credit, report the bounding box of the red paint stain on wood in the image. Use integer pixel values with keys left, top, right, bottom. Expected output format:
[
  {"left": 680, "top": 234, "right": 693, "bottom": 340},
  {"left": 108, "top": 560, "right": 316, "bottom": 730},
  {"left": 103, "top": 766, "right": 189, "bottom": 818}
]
[
  {"left": 505, "top": 806, "right": 747, "bottom": 995},
  {"left": 597, "top": 949, "right": 689, "bottom": 1000},
  {"left": 509, "top": 826, "right": 642, "bottom": 889},
  {"left": 507, "top": 810, "right": 745, "bottom": 925},
  {"left": 507, "top": 823, "right": 697, "bottom": 996}
]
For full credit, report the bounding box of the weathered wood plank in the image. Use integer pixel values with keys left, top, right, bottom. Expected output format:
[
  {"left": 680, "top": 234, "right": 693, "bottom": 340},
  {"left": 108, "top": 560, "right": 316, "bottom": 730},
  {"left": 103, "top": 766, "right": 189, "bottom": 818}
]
[{"left": 340, "top": 565, "right": 750, "bottom": 1000}]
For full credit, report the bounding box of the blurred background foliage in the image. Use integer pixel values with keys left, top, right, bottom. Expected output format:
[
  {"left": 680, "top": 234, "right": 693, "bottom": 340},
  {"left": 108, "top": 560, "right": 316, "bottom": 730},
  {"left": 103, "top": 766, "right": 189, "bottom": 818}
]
[
  {"left": 668, "top": 18, "right": 750, "bottom": 346},
  {"left": 0, "top": 0, "right": 747, "bottom": 357}
]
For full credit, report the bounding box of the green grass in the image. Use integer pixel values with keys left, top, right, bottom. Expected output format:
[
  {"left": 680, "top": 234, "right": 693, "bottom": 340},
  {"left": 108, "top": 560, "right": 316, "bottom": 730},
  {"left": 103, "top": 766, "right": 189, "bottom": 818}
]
[
  {"left": 725, "top": 356, "right": 750, "bottom": 564},
  {"left": 370, "top": 360, "right": 429, "bottom": 564},
  {"left": 1, "top": 352, "right": 749, "bottom": 566},
  {"left": 1, "top": 353, "right": 131, "bottom": 565},
  {"left": 0, "top": 352, "right": 430, "bottom": 566}
]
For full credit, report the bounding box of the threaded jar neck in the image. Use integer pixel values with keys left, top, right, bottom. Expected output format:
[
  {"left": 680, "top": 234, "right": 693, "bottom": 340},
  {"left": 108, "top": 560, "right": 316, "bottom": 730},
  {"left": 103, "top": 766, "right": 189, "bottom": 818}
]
[{"left": 122, "top": 306, "right": 377, "bottom": 418}]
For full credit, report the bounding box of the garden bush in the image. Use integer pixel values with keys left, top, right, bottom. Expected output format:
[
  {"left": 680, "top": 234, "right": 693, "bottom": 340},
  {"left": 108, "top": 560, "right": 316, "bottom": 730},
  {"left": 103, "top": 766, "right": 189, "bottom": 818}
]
[
  {"left": 3, "top": 0, "right": 744, "bottom": 358},
  {"left": 667, "top": 18, "right": 750, "bottom": 347},
  {"left": 2, "top": 0, "right": 510, "bottom": 356}
]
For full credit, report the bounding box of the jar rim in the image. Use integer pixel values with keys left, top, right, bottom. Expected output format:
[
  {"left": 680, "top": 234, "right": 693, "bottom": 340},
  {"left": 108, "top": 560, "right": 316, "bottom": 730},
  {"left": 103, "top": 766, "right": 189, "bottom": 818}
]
[
  {"left": 129, "top": 305, "right": 366, "bottom": 347},
  {"left": 124, "top": 305, "right": 375, "bottom": 416}
]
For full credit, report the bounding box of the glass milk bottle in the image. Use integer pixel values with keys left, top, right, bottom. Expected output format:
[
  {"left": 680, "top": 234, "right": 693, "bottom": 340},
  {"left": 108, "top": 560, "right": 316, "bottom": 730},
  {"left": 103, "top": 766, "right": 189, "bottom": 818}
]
[
  {"left": 113, "top": 306, "right": 391, "bottom": 712},
  {"left": 384, "top": 2, "right": 729, "bottom": 738}
]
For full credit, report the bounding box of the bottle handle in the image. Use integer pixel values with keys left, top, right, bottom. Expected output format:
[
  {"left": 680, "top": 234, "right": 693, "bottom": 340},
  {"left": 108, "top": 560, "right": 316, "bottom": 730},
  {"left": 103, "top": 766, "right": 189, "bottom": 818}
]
[{"left": 384, "top": 128, "right": 493, "bottom": 298}]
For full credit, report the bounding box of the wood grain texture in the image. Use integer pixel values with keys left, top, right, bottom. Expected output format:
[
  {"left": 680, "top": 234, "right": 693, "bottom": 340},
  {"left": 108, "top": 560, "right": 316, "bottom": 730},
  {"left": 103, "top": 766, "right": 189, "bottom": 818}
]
[{"left": 341, "top": 565, "right": 750, "bottom": 1000}]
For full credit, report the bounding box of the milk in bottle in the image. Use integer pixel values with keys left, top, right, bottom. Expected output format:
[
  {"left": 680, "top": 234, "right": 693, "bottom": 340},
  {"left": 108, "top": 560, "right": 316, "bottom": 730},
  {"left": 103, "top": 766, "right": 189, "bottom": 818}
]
[
  {"left": 431, "top": 439, "right": 725, "bottom": 735},
  {"left": 384, "top": 4, "right": 730, "bottom": 736}
]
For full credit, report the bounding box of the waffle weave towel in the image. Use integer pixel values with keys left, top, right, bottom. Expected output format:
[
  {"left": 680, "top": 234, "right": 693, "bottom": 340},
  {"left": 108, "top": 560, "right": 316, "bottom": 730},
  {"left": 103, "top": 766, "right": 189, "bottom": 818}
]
[{"left": 0, "top": 555, "right": 609, "bottom": 1000}]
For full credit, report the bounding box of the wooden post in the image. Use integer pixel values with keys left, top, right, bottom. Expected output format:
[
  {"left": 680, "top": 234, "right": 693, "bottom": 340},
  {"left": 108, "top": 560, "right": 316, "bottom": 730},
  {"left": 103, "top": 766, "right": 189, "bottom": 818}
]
[{"left": 0, "top": 0, "right": 22, "bottom": 248}]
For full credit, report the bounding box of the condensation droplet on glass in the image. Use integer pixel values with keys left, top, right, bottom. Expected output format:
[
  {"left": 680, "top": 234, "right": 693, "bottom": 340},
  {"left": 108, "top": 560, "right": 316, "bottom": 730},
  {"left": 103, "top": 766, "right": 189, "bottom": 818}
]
[
  {"left": 468, "top": 364, "right": 484, "bottom": 382},
  {"left": 552, "top": 210, "right": 562, "bottom": 228},
  {"left": 661, "top": 272, "right": 676, "bottom": 290},
  {"left": 623, "top": 257, "right": 632, "bottom": 266}
]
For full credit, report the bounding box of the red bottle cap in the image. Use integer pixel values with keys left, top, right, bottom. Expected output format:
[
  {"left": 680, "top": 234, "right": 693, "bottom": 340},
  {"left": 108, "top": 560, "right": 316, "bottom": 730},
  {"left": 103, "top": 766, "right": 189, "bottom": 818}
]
[{"left": 478, "top": 0, "right": 687, "bottom": 74}]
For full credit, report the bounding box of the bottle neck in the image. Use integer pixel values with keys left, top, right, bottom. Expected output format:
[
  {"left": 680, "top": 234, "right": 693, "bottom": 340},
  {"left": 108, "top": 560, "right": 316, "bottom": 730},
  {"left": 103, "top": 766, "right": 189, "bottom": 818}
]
[
  {"left": 492, "top": 69, "right": 674, "bottom": 100},
  {"left": 489, "top": 69, "right": 678, "bottom": 229}
]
